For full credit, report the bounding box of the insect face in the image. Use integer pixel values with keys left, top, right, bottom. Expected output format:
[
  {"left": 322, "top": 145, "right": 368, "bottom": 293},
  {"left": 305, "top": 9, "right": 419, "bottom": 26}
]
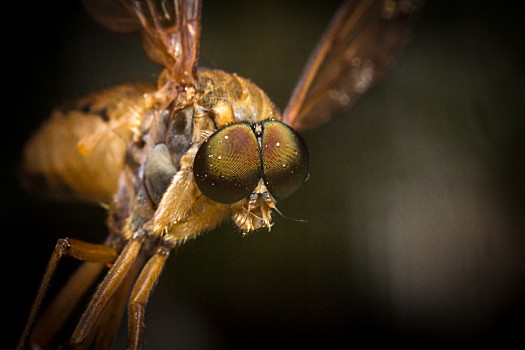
[{"left": 193, "top": 120, "right": 310, "bottom": 204}]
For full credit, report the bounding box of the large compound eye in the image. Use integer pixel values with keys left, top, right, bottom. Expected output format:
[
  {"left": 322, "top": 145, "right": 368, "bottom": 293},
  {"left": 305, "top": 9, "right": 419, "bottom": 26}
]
[
  {"left": 194, "top": 123, "right": 262, "bottom": 204},
  {"left": 261, "top": 121, "right": 310, "bottom": 200}
]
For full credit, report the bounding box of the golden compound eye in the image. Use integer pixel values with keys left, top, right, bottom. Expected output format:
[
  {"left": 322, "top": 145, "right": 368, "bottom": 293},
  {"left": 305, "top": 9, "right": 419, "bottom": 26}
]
[
  {"left": 194, "top": 123, "right": 261, "bottom": 204},
  {"left": 194, "top": 121, "right": 309, "bottom": 204},
  {"left": 261, "top": 121, "right": 310, "bottom": 200}
]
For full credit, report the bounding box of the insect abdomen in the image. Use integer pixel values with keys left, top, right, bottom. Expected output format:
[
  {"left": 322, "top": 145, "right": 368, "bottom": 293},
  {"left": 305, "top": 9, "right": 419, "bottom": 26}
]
[{"left": 21, "top": 83, "right": 155, "bottom": 203}]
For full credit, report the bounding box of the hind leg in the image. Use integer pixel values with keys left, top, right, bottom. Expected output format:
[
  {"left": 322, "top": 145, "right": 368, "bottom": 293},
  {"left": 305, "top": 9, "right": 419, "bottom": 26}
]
[{"left": 18, "top": 238, "right": 118, "bottom": 349}]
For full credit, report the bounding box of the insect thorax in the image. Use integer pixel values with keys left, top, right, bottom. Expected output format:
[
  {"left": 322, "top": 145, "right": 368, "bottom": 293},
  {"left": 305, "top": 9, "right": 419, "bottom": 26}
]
[
  {"left": 112, "top": 69, "right": 285, "bottom": 242},
  {"left": 196, "top": 68, "right": 281, "bottom": 125}
]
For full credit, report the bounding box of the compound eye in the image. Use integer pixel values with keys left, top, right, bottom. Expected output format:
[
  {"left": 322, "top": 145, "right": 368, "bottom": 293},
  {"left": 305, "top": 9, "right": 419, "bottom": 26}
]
[
  {"left": 261, "top": 121, "right": 310, "bottom": 200},
  {"left": 194, "top": 123, "right": 262, "bottom": 204}
]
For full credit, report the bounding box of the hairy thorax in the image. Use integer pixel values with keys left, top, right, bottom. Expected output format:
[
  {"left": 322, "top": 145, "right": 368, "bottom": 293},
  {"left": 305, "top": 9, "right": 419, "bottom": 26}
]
[{"left": 111, "top": 68, "right": 283, "bottom": 246}]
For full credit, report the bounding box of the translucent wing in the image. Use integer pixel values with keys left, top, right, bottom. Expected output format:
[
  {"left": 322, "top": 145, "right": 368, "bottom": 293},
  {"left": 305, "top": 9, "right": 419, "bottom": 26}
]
[
  {"left": 82, "top": 0, "right": 201, "bottom": 86},
  {"left": 282, "top": 0, "right": 421, "bottom": 131},
  {"left": 81, "top": 0, "right": 142, "bottom": 33}
]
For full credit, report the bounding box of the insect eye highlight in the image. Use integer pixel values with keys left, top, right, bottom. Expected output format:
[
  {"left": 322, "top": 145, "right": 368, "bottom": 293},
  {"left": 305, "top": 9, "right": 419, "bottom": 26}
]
[
  {"left": 193, "top": 123, "right": 261, "bottom": 204},
  {"left": 194, "top": 120, "right": 309, "bottom": 204},
  {"left": 261, "top": 121, "right": 310, "bottom": 200}
]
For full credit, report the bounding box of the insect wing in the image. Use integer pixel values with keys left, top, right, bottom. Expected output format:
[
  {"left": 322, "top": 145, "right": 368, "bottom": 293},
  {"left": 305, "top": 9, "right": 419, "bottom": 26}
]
[
  {"left": 282, "top": 0, "right": 421, "bottom": 132},
  {"left": 133, "top": 0, "right": 201, "bottom": 83},
  {"left": 81, "top": 0, "right": 142, "bottom": 33},
  {"left": 83, "top": 0, "right": 201, "bottom": 86}
]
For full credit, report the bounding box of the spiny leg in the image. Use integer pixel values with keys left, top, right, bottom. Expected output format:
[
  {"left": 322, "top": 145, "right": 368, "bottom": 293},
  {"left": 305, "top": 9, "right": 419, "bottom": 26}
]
[
  {"left": 17, "top": 238, "right": 118, "bottom": 350},
  {"left": 128, "top": 241, "right": 173, "bottom": 350},
  {"left": 66, "top": 231, "right": 146, "bottom": 348}
]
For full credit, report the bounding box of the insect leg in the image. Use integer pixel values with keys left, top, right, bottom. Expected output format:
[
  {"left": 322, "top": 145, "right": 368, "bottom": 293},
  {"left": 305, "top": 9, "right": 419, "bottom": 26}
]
[
  {"left": 91, "top": 250, "right": 146, "bottom": 350},
  {"left": 17, "top": 238, "right": 117, "bottom": 350},
  {"left": 31, "top": 262, "right": 105, "bottom": 348},
  {"left": 66, "top": 231, "right": 146, "bottom": 348},
  {"left": 127, "top": 241, "right": 172, "bottom": 350},
  {"left": 151, "top": 148, "right": 199, "bottom": 231}
]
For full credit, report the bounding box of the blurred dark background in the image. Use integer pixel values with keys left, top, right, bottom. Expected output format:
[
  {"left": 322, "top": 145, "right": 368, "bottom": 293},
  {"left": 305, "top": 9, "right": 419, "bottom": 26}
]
[{"left": 5, "top": 1, "right": 524, "bottom": 348}]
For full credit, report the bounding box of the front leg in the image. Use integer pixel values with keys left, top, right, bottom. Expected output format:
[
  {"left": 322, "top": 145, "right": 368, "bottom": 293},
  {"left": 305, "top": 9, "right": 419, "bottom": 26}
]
[
  {"left": 151, "top": 147, "right": 199, "bottom": 233},
  {"left": 127, "top": 241, "right": 172, "bottom": 350},
  {"left": 67, "top": 232, "right": 146, "bottom": 348}
]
